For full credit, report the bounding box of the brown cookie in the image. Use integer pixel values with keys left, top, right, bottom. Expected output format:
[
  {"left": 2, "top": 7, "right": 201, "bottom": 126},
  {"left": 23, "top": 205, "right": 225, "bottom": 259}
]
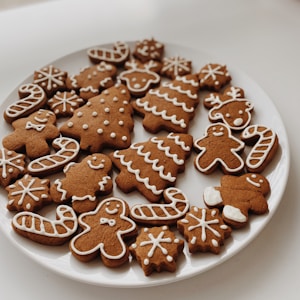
[
  {"left": 70, "top": 197, "right": 137, "bottom": 267},
  {"left": 132, "top": 74, "right": 200, "bottom": 133},
  {"left": 240, "top": 124, "right": 279, "bottom": 173},
  {"left": 6, "top": 174, "right": 51, "bottom": 212},
  {"left": 177, "top": 207, "right": 231, "bottom": 254},
  {"left": 87, "top": 41, "right": 130, "bottom": 65},
  {"left": 60, "top": 83, "right": 133, "bottom": 153},
  {"left": 0, "top": 148, "right": 26, "bottom": 187},
  {"left": 12, "top": 205, "right": 78, "bottom": 246},
  {"left": 66, "top": 62, "right": 117, "bottom": 100},
  {"left": 2, "top": 109, "right": 60, "bottom": 159},
  {"left": 161, "top": 56, "right": 192, "bottom": 79},
  {"left": 133, "top": 38, "right": 164, "bottom": 62},
  {"left": 110, "top": 133, "right": 193, "bottom": 203},
  {"left": 130, "top": 226, "right": 184, "bottom": 276},
  {"left": 198, "top": 63, "right": 231, "bottom": 91},
  {"left": 4, "top": 83, "right": 47, "bottom": 123},
  {"left": 50, "top": 153, "right": 113, "bottom": 214},
  {"left": 193, "top": 123, "right": 245, "bottom": 174},
  {"left": 203, "top": 173, "right": 270, "bottom": 228},
  {"left": 33, "top": 65, "right": 68, "bottom": 98}
]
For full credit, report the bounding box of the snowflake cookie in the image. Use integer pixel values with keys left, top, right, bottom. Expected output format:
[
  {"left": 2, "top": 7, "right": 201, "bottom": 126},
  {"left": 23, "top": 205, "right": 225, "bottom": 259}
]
[
  {"left": 6, "top": 174, "right": 51, "bottom": 212},
  {"left": 177, "top": 207, "right": 232, "bottom": 254},
  {"left": 161, "top": 56, "right": 192, "bottom": 79},
  {"left": 130, "top": 226, "right": 184, "bottom": 276}
]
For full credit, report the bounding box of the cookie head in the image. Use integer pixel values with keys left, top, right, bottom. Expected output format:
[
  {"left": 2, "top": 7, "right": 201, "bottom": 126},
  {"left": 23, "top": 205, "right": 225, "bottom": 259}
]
[
  {"left": 243, "top": 173, "right": 270, "bottom": 195},
  {"left": 208, "top": 123, "right": 230, "bottom": 137}
]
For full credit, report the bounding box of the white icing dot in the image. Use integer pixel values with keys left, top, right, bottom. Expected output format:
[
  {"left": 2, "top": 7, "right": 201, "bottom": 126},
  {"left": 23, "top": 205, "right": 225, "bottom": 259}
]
[
  {"left": 123, "top": 101, "right": 128, "bottom": 105},
  {"left": 104, "top": 120, "right": 109, "bottom": 126},
  {"left": 77, "top": 111, "right": 83, "bottom": 117},
  {"left": 92, "top": 111, "right": 98, "bottom": 117},
  {"left": 104, "top": 90, "right": 109, "bottom": 95},
  {"left": 67, "top": 122, "right": 73, "bottom": 128},
  {"left": 174, "top": 238, "right": 180, "bottom": 243},
  {"left": 144, "top": 258, "right": 149, "bottom": 265},
  {"left": 131, "top": 243, "right": 137, "bottom": 249},
  {"left": 119, "top": 108, "right": 125, "bottom": 113},
  {"left": 212, "top": 239, "right": 219, "bottom": 247},
  {"left": 166, "top": 255, "right": 173, "bottom": 262},
  {"left": 97, "top": 128, "right": 103, "bottom": 134},
  {"left": 121, "top": 89, "right": 127, "bottom": 94},
  {"left": 82, "top": 124, "right": 89, "bottom": 130},
  {"left": 26, "top": 203, "right": 31, "bottom": 210},
  {"left": 122, "top": 136, "right": 127, "bottom": 141},
  {"left": 41, "top": 194, "right": 48, "bottom": 199},
  {"left": 119, "top": 120, "right": 124, "bottom": 126},
  {"left": 8, "top": 168, "right": 13, "bottom": 173},
  {"left": 113, "top": 96, "right": 118, "bottom": 102},
  {"left": 86, "top": 101, "right": 91, "bottom": 106},
  {"left": 220, "top": 224, "right": 228, "bottom": 230},
  {"left": 104, "top": 107, "right": 110, "bottom": 113},
  {"left": 162, "top": 225, "right": 168, "bottom": 230},
  {"left": 110, "top": 132, "right": 116, "bottom": 138},
  {"left": 100, "top": 98, "right": 105, "bottom": 103},
  {"left": 191, "top": 236, "right": 197, "bottom": 244}
]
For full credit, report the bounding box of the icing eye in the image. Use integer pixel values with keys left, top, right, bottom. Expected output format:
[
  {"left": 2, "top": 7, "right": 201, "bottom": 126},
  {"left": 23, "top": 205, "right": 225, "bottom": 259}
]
[
  {"left": 220, "top": 127, "right": 224, "bottom": 131},
  {"left": 212, "top": 127, "right": 216, "bottom": 131},
  {"left": 106, "top": 202, "right": 110, "bottom": 206},
  {"left": 225, "top": 113, "right": 231, "bottom": 118},
  {"left": 239, "top": 110, "right": 243, "bottom": 115},
  {"left": 132, "top": 77, "right": 137, "bottom": 82},
  {"left": 259, "top": 179, "right": 264, "bottom": 183}
]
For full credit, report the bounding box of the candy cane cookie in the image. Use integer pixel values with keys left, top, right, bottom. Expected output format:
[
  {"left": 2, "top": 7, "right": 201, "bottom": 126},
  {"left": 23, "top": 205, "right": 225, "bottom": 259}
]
[
  {"left": 4, "top": 83, "right": 47, "bottom": 123},
  {"left": 87, "top": 41, "right": 130, "bottom": 65},
  {"left": 130, "top": 187, "right": 190, "bottom": 225},
  {"left": 28, "top": 136, "right": 80, "bottom": 176},
  {"left": 12, "top": 205, "right": 78, "bottom": 246},
  {"left": 241, "top": 124, "right": 279, "bottom": 173}
]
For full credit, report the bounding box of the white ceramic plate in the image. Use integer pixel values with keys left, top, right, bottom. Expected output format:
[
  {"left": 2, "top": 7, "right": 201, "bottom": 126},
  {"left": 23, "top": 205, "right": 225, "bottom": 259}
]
[{"left": 0, "top": 42, "right": 290, "bottom": 288}]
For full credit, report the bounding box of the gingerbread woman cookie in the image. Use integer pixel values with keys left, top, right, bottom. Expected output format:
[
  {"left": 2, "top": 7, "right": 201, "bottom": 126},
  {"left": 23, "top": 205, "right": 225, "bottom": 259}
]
[
  {"left": 193, "top": 123, "right": 245, "bottom": 174},
  {"left": 50, "top": 153, "right": 113, "bottom": 214},
  {"left": 203, "top": 173, "right": 270, "bottom": 228},
  {"left": 70, "top": 197, "right": 137, "bottom": 267},
  {"left": 4, "top": 83, "right": 47, "bottom": 124},
  {"left": 66, "top": 61, "right": 117, "bottom": 100},
  {"left": 2, "top": 109, "right": 60, "bottom": 159},
  {"left": 177, "top": 207, "right": 231, "bottom": 254}
]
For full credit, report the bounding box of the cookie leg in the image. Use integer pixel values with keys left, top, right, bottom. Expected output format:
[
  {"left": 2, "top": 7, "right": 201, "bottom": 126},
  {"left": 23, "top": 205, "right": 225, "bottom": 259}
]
[
  {"left": 203, "top": 186, "right": 223, "bottom": 206},
  {"left": 223, "top": 205, "right": 247, "bottom": 225}
]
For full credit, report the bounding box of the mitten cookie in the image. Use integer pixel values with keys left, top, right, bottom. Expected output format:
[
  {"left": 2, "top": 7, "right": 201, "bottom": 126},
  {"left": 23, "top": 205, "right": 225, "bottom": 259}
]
[
  {"left": 177, "top": 207, "right": 231, "bottom": 254},
  {"left": 12, "top": 205, "right": 78, "bottom": 246},
  {"left": 70, "top": 197, "right": 137, "bottom": 267},
  {"left": 0, "top": 148, "right": 26, "bottom": 187},
  {"left": 193, "top": 123, "right": 245, "bottom": 174},
  {"left": 48, "top": 90, "right": 84, "bottom": 117},
  {"left": 130, "top": 226, "right": 184, "bottom": 276},
  {"left": 87, "top": 41, "right": 130, "bottom": 65},
  {"left": 130, "top": 187, "right": 190, "bottom": 225},
  {"left": 198, "top": 63, "right": 231, "bottom": 91},
  {"left": 203, "top": 173, "right": 270, "bottom": 228},
  {"left": 204, "top": 86, "right": 254, "bottom": 130},
  {"left": 2, "top": 109, "right": 60, "bottom": 159},
  {"left": 133, "top": 38, "right": 164, "bottom": 62},
  {"left": 6, "top": 174, "right": 51, "bottom": 212},
  {"left": 161, "top": 56, "right": 192, "bottom": 79},
  {"left": 4, "top": 83, "right": 47, "bottom": 123},
  {"left": 60, "top": 83, "right": 133, "bottom": 152},
  {"left": 33, "top": 65, "right": 68, "bottom": 98},
  {"left": 119, "top": 59, "right": 161, "bottom": 96},
  {"left": 50, "top": 153, "right": 113, "bottom": 214},
  {"left": 27, "top": 136, "right": 80, "bottom": 177},
  {"left": 66, "top": 61, "right": 117, "bottom": 100},
  {"left": 241, "top": 124, "right": 279, "bottom": 173},
  {"left": 132, "top": 74, "right": 200, "bottom": 133},
  {"left": 110, "top": 133, "right": 193, "bottom": 202}
]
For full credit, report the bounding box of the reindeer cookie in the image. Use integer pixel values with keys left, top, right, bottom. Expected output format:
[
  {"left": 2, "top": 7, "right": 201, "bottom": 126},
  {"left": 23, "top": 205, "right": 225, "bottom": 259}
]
[
  {"left": 119, "top": 59, "right": 161, "bottom": 96},
  {"left": 70, "top": 197, "right": 137, "bottom": 267},
  {"left": 204, "top": 86, "right": 254, "bottom": 130},
  {"left": 194, "top": 123, "right": 245, "bottom": 174},
  {"left": 50, "top": 153, "right": 113, "bottom": 214},
  {"left": 203, "top": 173, "right": 270, "bottom": 228},
  {"left": 12, "top": 205, "right": 78, "bottom": 245},
  {"left": 2, "top": 109, "right": 60, "bottom": 159}
]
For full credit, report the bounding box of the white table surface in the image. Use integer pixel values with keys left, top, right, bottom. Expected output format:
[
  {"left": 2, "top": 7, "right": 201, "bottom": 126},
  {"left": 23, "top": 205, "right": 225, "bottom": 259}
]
[{"left": 0, "top": 0, "right": 299, "bottom": 299}]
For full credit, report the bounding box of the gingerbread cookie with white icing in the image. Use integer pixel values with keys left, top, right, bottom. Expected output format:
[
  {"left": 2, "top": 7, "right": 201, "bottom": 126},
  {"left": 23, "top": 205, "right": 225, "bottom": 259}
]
[
  {"left": 60, "top": 83, "right": 133, "bottom": 153},
  {"left": 177, "top": 207, "right": 231, "bottom": 254},
  {"left": 110, "top": 133, "right": 193, "bottom": 203},
  {"left": 161, "top": 56, "right": 192, "bottom": 79},
  {"left": 6, "top": 174, "right": 51, "bottom": 212},
  {"left": 203, "top": 173, "right": 270, "bottom": 228},
  {"left": 12, "top": 205, "right": 78, "bottom": 246},
  {"left": 70, "top": 197, "right": 137, "bottom": 267},
  {"left": 132, "top": 74, "right": 200, "bottom": 133},
  {"left": 66, "top": 61, "right": 117, "bottom": 100},
  {"left": 133, "top": 38, "right": 164, "bottom": 62},
  {"left": 198, "top": 63, "right": 231, "bottom": 91},
  {"left": 2, "top": 109, "right": 60, "bottom": 159},
  {"left": 130, "top": 225, "right": 184, "bottom": 276},
  {"left": 4, "top": 83, "right": 47, "bottom": 124},
  {"left": 33, "top": 65, "right": 68, "bottom": 98},
  {"left": 50, "top": 153, "right": 113, "bottom": 214}
]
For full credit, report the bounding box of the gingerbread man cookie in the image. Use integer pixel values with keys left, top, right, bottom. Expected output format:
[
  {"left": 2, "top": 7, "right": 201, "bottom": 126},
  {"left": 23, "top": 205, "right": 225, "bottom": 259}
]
[
  {"left": 70, "top": 197, "right": 137, "bottom": 267},
  {"left": 50, "top": 153, "right": 113, "bottom": 214},
  {"left": 177, "top": 207, "right": 231, "bottom": 254},
  {"left": 193, "top": 123, "right": 245, "bottom": 174},
  {"left": 203, "top": 173, "right": 270, "bottom": 228},
  {"left": 119, "top": 59, "right": 161, "bottom": 96},
  {"left": 4, "top": 83, "right": 47, "bottom": 124},
  {"left": 6, "top": 174, "right": 51, "bottom": 212},
  {"left": 0, "top": 148, "right": 25, "bottom": 187},
  {"left": 130, "top": 225, "right": 184, "bottom": 276},
  {"left": 2, "top": 109, "right": 60, "bottom": 159},
  {"left": 12, "top": 205, "right": 78, "bottom": 246}
]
